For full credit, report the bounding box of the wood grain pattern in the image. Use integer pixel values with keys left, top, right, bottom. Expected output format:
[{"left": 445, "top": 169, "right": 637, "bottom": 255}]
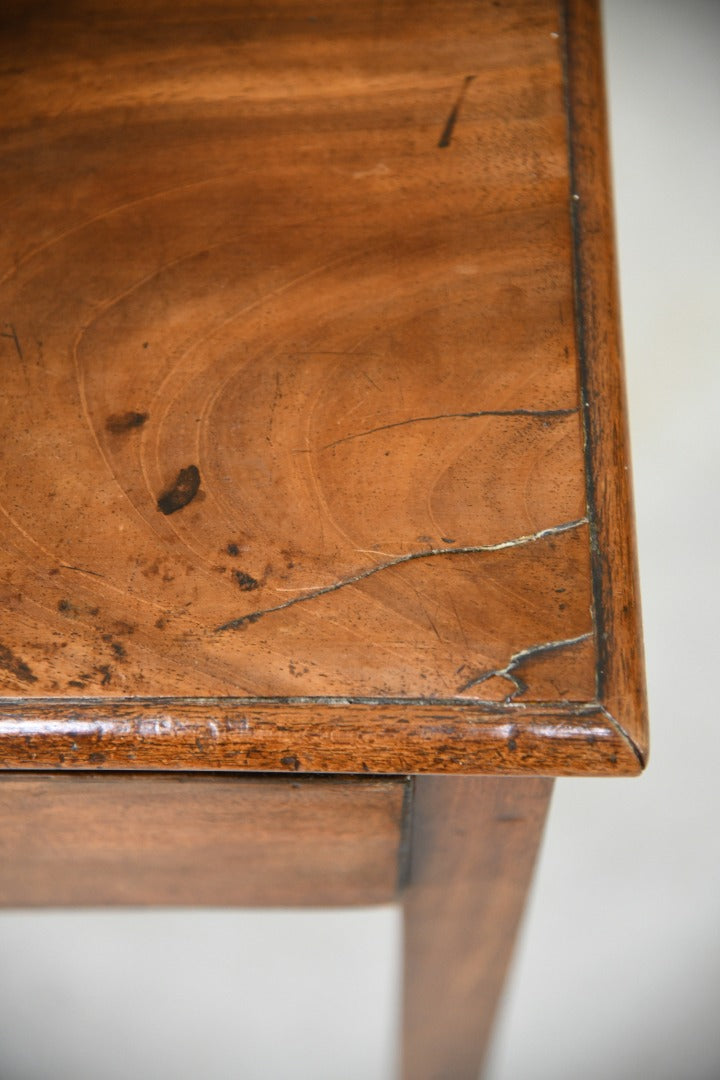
[
  {"left": 0, "top": 0, "right": 646, "bottom": 775},
  {"left": 401, "top": 776, "right": 553, "bottom": 1079},
  {"left": 0, "top": 772, "right": 407, "bottom": 905}
]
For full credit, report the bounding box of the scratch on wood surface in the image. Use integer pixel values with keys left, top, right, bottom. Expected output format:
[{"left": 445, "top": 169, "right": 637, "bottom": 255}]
[
  {"left": 1, "top": 323, "right": 23, "bottom": 360},
  {"left": 438, "top": 75, "right": 476, "bottom": 148}
]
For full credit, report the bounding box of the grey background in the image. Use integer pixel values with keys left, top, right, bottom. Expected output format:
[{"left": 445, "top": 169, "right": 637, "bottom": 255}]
[{"left": 1, "top": 2, "right": 719, "bottom": 1077}]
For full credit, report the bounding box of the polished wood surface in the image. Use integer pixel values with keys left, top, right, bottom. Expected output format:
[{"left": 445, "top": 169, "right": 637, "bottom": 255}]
[
  {"left": 402, "top": 776, "right": 553, "bottom": 1079},
  {"left": 563, "top": 0, "right": 647, "bottom": 753},
  {"left": 0, "top": 772, "right": 407, "bottom": 906},
  {"left": 0, "top": 0, "right": 646, "bottom": 775}
]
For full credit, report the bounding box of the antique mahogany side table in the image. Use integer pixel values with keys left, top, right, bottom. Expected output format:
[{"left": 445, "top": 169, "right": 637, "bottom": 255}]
[{"left": 0, "top": 1, "right": 647, "bottom": 1076}]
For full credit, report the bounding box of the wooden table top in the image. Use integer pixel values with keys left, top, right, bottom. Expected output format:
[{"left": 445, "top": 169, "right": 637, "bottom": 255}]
[{"left": 0, "top": 0, "right": 646, "bottom": 775}]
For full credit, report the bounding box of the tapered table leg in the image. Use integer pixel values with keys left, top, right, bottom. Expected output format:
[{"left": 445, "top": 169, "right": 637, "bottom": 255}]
[{"left": 401, "top": 776, "right": 553, "bottom": 1080}]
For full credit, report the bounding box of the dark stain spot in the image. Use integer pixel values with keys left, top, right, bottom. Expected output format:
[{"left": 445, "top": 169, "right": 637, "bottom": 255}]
[
  {"left": 142, "top": 341, "right": 149, "bottom": 349},
  {"left": 113, "top": 620, "right": 136, "bottom": 636},
  {"left": 68, "top": 679, "right": 85, "bottom": 689},
  {"left": 227, "top": 543, "right": 240, "bottom": 557},
  {"left": 507, "top": 737, "right": 518, "bottom": 752},
  {"left": 88, "top": 752, "right": 106, "bottom": 764},
  {"left": 102, "top": 634, "right": 126, "bottom": 660},
  {"left": 89, "top": 606, "right": 100, "bottom": 616},
  {"left": 0, "top": 642, "right": 37, "bottom": 684},
  {"left": 96, "top": 665, "right": 112, "bottom": 686},
  {"left": 157, "top": 465, "right": 201, "bottom": 515},
  {"left": 105, "top": 411, "right": 148, "bottom": 435},
  {"left": 49, "top": 568, "right": 60, "bottom": 576},
  {"left": 155, "top": 617, "right": 166, "bottom": 630},
  {"left": 280, "top": 754, "right": 300, "bottom": 771},
  {"left": 233, "top": 569, "right": 260, "bottom": 591},
  {"left": 441, "top": 537, "right": 456, "bottom": 544},
  {"left": 57, "top": 598, "right": 73, "bottom": 614}
]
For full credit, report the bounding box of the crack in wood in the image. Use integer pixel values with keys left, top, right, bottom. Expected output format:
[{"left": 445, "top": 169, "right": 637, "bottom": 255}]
[
  {"left": 321, "top": 407, "right": 579, "bottom": 450},
  {"left": 457, "top": 632, "right": 593, "bottom": 699},
  {"left": 215, "top": 518, "right": 589, "bottom": 632}
]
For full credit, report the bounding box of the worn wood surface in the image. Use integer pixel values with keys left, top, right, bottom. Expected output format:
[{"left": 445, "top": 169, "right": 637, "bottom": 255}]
[
  {"left": 0, "top": 772, "right": 407, "bottom": 905},
  {"left": 0, "top": 0, "right": 646, "bottom": 775},
  {"left": 401, "top": 775, "right": 553, "bottom": 1080}
]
